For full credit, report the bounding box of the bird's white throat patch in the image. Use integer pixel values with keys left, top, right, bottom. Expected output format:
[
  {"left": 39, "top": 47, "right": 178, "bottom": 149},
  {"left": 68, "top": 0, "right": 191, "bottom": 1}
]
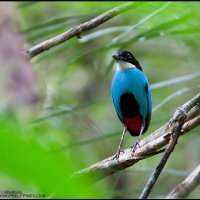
[{"left": 116, "top": 61, "right": 136, "bottom": 71}]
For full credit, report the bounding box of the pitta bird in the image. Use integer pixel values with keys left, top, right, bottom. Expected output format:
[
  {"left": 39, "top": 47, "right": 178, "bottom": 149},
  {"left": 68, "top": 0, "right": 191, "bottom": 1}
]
[{"left": 111, "top": 50, "right": 152, "bottom": 160}]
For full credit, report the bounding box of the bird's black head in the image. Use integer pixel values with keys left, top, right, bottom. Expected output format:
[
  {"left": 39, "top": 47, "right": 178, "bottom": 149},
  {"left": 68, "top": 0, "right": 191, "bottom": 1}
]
[{"left": 112, "top": 51, "right": 142, "bottom": 71}]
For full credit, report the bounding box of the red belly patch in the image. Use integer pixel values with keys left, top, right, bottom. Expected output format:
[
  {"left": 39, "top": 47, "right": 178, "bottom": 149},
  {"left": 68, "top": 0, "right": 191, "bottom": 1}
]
[{"left": 124, "top": 116, "right": 142, "bottom": 133}]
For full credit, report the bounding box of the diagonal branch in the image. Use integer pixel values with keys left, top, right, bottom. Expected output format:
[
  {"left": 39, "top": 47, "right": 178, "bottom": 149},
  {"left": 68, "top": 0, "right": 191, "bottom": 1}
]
[
  {"left": 166, "top": 164, "right": 200, "bottom": 199},
  {"left": 69, "top": 93, "right": 200, "bottom": 187},
  {"left": 139, "top": 120, "right": 185, "bottom": 199},
  {"left": 25, "top": 2, "right": 145, "bottom": 59}
]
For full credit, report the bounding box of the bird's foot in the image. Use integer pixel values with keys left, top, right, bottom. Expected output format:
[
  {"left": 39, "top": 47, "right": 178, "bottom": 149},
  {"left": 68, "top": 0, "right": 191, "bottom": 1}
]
[
  {"left": 112, "top": 148, "right": 124, "bottom": 161},
  {"left": 130, "top": 139, "right": 141, "bottom": 154}
]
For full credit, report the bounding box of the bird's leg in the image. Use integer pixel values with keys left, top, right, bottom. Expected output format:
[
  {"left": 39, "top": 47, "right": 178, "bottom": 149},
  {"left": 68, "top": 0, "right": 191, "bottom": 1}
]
[
  {"left": 113, "top": 126, "right": 127, "bottom": 161},
  {"left": 131, "top": 121, "right": 145, "bottom": 153}
]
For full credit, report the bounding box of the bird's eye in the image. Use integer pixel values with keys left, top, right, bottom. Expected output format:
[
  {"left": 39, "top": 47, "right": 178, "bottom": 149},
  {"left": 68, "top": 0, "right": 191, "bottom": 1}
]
[{"left": 127, "top": 53, "right": 131, "bottom": 58}]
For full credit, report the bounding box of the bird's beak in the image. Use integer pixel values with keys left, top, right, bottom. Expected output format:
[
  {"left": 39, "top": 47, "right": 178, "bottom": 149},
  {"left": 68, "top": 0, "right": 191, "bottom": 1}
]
[{"left": 112, "top": 54, "right": 119, "bottom": 60}]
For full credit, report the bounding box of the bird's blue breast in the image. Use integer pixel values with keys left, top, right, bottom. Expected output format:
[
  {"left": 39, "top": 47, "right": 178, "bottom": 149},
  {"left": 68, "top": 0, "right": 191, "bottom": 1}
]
[{"left": 111, "top": 68, "right": 152, "bottom": 130}]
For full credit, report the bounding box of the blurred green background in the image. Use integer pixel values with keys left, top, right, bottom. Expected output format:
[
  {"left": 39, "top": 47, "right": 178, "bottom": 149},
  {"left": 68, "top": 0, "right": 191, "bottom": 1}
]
[{"left": 0, "top": 1, "right": 200, "bottom": 198}]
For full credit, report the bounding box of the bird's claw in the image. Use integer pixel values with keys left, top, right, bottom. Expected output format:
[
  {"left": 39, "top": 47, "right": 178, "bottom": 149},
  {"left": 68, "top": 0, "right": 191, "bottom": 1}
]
[
  {"left": 112, "top": 149, "right": 124, "bottom": 161},
  {"left": 130, "top": 139, "right": 141, "bottom": 154}
]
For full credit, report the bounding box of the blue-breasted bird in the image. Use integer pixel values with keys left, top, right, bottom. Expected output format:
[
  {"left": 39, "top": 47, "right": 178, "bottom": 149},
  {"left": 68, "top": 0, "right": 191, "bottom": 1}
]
[{"left": 111, "top": 50, "right": 152, "bottom": 160}]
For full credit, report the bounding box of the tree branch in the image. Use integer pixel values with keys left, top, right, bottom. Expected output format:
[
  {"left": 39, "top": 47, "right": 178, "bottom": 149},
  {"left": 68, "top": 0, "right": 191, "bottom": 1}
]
[
  {"left": 138, "top": 93, "right": 200, "bottom": 198},
  {"left": 139, "top": 120, "right": 185, "bottom": 199},
  {"left": 166, "top": 164, "right": 200, "bottom": 199},
  {"left": 69, "top": 93, "right": 200, "bottom": 187},
  {"left": 25, "top": 2, "right": 145, "bottom": 59}
]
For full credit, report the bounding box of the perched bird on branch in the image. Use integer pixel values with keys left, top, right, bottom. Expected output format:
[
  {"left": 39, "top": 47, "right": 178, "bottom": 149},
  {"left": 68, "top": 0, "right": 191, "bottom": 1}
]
[{"left": 111, "top": 50, "right": 152, "bottom": 160}]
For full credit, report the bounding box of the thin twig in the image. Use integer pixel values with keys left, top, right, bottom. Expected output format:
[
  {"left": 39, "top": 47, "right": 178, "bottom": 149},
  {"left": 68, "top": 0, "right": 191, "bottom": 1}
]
[
  {"left": 25, "top": 2, "right": 145, "bottom": 59},
  {"left": 139, "top": 121, "right": 184, "bottom": 199},
  {"left": 166, "top": 164, "right": 200, "bottom": 199}
]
